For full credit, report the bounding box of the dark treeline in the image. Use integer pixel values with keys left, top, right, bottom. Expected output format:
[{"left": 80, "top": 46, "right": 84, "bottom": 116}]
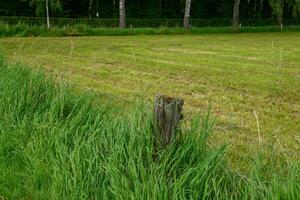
[
  {"left": 0, "top": 0, "right": 295, "bottom": 19},
  {"left": 1, "top": 0, "right": 300, "bottom": 30}
]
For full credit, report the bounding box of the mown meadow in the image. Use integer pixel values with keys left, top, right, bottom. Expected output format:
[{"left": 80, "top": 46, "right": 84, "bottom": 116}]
[
  {"left": 1, "top": 32, "right": 299, "bottom": 166},
  {"left": 0, "top": 53, "right": 299, "bottom": 199}
]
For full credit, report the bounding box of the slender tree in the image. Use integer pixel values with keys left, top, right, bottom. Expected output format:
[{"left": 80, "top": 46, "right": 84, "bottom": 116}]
[
  {"left": 88, "top": 0, "right": 93, "bottom": 19},
  {"left": 232, "top": 0, "right": 241, "bottom": 31},
  {"left": 137, "top": 0, "right": 141, "bottom": 17},
  {"left": 113, "top": 0, "right": 116, "bottom": 18},
  {"left": 268, "top": 0, "right": 284, "bottom": 29},
  {"left": 119, "top": 0, "right": 126, "bottom": 28},
  {"left": 183, "top": 0, "right": 192, "bottom": 29},
  {"left": 268, "top": 0, "right": 300, "bottom": 29},
  {"left": 46, "top": 0, "right": 50, "bottom": 28},
  {"left": 22, "top": 0, "right": 61, "bottom": 28}
]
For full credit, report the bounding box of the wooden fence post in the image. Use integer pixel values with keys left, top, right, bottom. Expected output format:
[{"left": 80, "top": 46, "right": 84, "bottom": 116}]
[{"left": 154, "top": 95, "right": 184, "bottom": 146}]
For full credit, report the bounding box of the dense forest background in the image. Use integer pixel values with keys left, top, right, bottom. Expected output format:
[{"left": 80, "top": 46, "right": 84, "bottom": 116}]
[{"left": 0, "top": 0, "right": 296, "bottom": 19}]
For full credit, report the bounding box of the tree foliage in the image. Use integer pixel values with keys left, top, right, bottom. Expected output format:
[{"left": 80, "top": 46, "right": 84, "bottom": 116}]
[
  {"left": 267, "top": 0, "right": 300, "bottom": 24},
  {"left": 287, "top": 0, "right": 300, "bottom": 17},
  {"left": 0, "top": 0, "right": 299, "bottom": 20},
  {"left": 21, "top": 0, "right": 62, "bottom": 16}
]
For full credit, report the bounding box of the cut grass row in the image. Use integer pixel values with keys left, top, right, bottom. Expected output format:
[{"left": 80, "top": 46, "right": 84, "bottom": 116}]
[
  {"left": 0, "top": 55, "right": 300, "bottom": 199},
  {"left": 1, "top": 22, "right": 300, "bottom": 37},
  {"left": 2, "top": 33, "right": 299, "bottom": 167}
]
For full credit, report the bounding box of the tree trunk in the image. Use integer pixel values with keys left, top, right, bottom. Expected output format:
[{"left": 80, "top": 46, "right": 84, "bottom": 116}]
[
  {"left": 119, "top": 0, "right": 126, "bottom": 28},
  {"left": 137, "top": 0, "right": 141, "bottom": 18},
  {"left": 89, "top": 0, "right": 93, "bottom": 19},
  {"left": 154, "top": 95, "right": 184, "bottom": 146},
  {"left": 183, "top": 0, "right": 192, "bottom": 29},
  {"left": 46, "top": 0, "right": 50, "bottom": 29},
  {"left": 232, "top": 0, "right": 240, "bottom": 31},
  {"left": 278, "top": 14, "right": 283, "bottom": 30}
]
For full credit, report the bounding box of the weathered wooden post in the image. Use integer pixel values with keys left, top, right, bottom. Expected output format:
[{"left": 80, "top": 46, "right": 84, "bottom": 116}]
[{"left": 154, "top": 95, "right": 184, "bottom": 146}]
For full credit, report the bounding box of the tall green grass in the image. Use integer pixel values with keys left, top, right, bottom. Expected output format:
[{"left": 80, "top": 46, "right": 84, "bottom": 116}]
[
  {"left": 0, "top": 55, "right": 299, "bottom": 199},
  {"left": 1, "top": 22, "right": 300, "bottom": 37}
]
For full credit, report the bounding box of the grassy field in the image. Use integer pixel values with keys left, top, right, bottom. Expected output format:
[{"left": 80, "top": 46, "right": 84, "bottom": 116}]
[
  {"left": 1, "top": 32, "right": 299, "bottom": 166},
  {"left": 0, "top": 56, "right": 299, "bottom": 199}
]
